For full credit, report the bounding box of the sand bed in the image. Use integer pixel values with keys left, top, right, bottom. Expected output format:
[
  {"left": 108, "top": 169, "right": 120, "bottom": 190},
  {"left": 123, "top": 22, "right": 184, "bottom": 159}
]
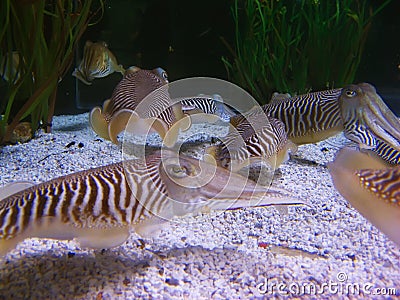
[{"left": 0, "top": 113, "right": 399, "bottom": 299}]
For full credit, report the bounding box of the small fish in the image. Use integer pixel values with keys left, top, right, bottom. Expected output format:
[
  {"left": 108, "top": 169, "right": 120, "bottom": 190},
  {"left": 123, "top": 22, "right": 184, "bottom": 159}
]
[
  {"left": 329, "top": 147, "right": 400, "bottom": 245},
  {"left": 72, "top": 41, "right": 125, "bottom": 85},
  {"left": 0, "top": 150, "right": 303, "bottom": 256}
]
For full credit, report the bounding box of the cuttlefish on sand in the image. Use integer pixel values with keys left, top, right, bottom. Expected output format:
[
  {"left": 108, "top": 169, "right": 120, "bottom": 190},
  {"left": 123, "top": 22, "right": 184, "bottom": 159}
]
[
  {"left": 329, "top": 147, "right": 400, "bottom": 245},
  {"left": 261, "top": 88, "right": 343, "bottom": 145},
  {"left": 206, "top": 106, "right": 297, "bottom": 172},
  {"left": 0, "top": 150, "right": 303, "bottom": 256},
  {"left": 72, "top": 41, "right": 125, "bottom": 85},
  {"left": 90, "top": 66, "right": 192, "bottom": 147}
]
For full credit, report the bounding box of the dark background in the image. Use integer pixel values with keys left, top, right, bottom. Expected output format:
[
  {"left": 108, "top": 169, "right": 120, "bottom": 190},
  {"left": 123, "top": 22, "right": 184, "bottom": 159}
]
[{"left": 56, "top": 0, "right": 400, "bottom": 115}]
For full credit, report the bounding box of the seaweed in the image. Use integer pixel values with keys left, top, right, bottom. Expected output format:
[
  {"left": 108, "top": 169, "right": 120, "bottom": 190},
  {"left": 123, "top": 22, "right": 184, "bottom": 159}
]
[
  {"left": 0, "top": 0, "right": 104, "bottom": 144},
  {"left": 222, "top": 0, "right": 393, "bottom": 104}
]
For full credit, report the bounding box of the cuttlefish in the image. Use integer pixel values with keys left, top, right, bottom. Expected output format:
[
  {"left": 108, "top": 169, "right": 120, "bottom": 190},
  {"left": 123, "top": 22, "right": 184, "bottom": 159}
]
[
  {"left": 72, "top": 41, "right": 125, "bottom": 85},
  {"left": 329, "top": 147, "right": 400, "bottom": 245},
  {"left": 206, "top": 106, "right": 297, "bottom": 172},
  {"left": 338, "top": 83, "right": 400, "bottom": 165},
  {"left": 0, "top": 150, "right": 303, "bottom": 256},
  {"left": 258, "top": 83, "right": 399, "bottom": 165},
  {"left": 260, "top": 88, "right": 344, "bottom": 145},
  {"left": 90, "top": 67, "right": 234, "bottom": 147},
  {"left": 90, "top": 66, "right": 191, "bottom": 147}
]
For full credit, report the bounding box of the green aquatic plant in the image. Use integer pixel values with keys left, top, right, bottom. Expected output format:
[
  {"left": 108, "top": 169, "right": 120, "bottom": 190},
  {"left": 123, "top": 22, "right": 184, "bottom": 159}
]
[
  {"left": 222, "top": 0, "right": 392, "bottom": 104},
  {"left": 0, "top": 0, "right": 104, "bottom": 144}
]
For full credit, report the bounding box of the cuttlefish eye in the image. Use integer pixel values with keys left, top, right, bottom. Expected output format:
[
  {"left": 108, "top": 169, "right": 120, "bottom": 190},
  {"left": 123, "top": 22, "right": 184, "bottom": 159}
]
[
  {"left": 345, "top": 89, "right": 357, "bottom": 97},
  {"left": 166, "top": 164, "right": 189, "bottom": 178},
  {"left": 154, "top": 67, "right": 168, "bottom": 82},
  {"left": 161, "top": 71, "right": 168, "bottom": 81}
]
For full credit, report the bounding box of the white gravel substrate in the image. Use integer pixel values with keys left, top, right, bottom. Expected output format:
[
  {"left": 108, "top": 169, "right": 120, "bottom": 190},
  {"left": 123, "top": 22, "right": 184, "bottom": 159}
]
[{"left": 0, "top": 113, "right": 399, "bottom": 299}]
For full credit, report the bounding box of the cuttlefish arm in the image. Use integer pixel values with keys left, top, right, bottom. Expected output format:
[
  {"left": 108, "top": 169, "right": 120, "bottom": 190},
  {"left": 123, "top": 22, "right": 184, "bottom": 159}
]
[
  {"left": 339, "top": 83, "right": 400, "bottom": 153},
  {"left": 157, "top": 151, "right": 304, "bottom": 215},
  {"left": 0, "top": 150, "right": 303, "bottom": 256},
  {"left": 328, "top": 147, "right": 400, "bottom": 245},
  {"left": 359, "top": 83, "right": 400, "bottom": 146}
]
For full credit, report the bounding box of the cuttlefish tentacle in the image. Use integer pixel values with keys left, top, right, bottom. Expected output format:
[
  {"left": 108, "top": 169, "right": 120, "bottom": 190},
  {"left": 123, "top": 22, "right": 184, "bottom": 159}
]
[
  {"left": 338, "top": 83, "right": 400, "bottom": 160},
  {"left": 259, "top": 88, "right": 343, "bottom": 145},
  {"left": 0, "top": 150, "right": 303, "bottom": 256},
  {"left": 329, "top": 147, "right": 400, "bottom": 245},
  {"left": 359, "top": 83, "right": 400, "bottom": 145}
]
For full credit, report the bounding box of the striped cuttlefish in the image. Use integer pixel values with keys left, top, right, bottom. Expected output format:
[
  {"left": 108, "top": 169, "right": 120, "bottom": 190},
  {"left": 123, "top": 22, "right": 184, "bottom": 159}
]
[
  {"left": 329, "top": 147, "right": 400, "bottom": 245},
  {"left": 0, "top": 150, "right": 303, "bottom": 257},
  {"left": 72, "top": 40, "right": 125, "bottom": 85},
  {"left": 337, "top": 83, "right": 400, "bottom": 165},
  {"left": 260, "top": 83, "right": 400, "bottom": 166},
  {"left": 206, "top": 106, "right": 297, "bottom": 171},
  {"left": 90, "top": 67, "right": 234, "bottom": 147},
  {"left": 89, "top": 66, "right": 189, "bottom": 147}
]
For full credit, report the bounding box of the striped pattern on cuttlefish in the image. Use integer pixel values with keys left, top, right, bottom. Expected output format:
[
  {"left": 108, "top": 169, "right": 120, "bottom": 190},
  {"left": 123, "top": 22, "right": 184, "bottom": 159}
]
[
  {"left": 206, "top": 107, "right": 297, "bottom": 172},
  {"left": 259, "top": 88, "right": 344, "bottom": 145},
  {"left": 338, "top": 83, "right": 400, "bottom": 165},
  {"left": 0, "top": 150, "right": 303, "bottom": 257},
  {"left": 90, "top": 67, "right": 235, "bottom": 147},
  {"left": 329, "top": 147, "right": 400, "bottom": 245},
  {"left": 72, "top": 41, "right": 125, "bottom": 85},
  {"left": 90, "top": 66, "right": 190, "bottom": 147}
]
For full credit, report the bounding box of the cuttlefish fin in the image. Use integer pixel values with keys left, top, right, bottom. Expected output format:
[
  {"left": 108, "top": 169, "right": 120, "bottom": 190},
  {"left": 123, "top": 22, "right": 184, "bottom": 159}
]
[
  {"left": 133, "top": 215, "right": 169, "bottom": 238},
  {"left": 275, "top": 140, "right": 298, "bottom": 167},
  {"left": 335, "top": 147, "right": 390, "bottom": 170},
  {"left": 163, "top": 115, "right": 192, "bottom": 148},
  {"left": 108, "top": 109, "right": 135, "bottom": 144},
  {"left": 118, "top": 110, "right": 170, "bottom": 144},
  {"left": 290, "top": 125, "right": 343, "bottom": 145},
  {"left": 0, "top": 216, "right": 130, "bottom": 256},
  {"left": 328, "top": 148, "right": 400, "bottom": 245},
  {"left": 0, "top": 181, "right": 35, "bottom": 200},
  {"left": 89, "top": 106, "right": 110, "bottom": 140},
  {"left": 182, "top": 108, "right": 204, "bottom": 115},
  {"left": 75, "top": 226, "right": 130, "bottom": 249},
  {"left": 102, "top": 99, "right": 111, "bottom": 113}
]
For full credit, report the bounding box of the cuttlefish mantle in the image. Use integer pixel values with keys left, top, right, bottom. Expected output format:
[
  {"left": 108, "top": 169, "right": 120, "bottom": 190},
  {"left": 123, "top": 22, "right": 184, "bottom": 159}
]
[
  {"left": 0, "top": 150, "right": 304, "bottom": 257},
  {"left": 329, "top": 147, "right": 400, "bottom": 245},
  {"left": 89, "top": 66, "right": 191, "bottom": 147}
]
